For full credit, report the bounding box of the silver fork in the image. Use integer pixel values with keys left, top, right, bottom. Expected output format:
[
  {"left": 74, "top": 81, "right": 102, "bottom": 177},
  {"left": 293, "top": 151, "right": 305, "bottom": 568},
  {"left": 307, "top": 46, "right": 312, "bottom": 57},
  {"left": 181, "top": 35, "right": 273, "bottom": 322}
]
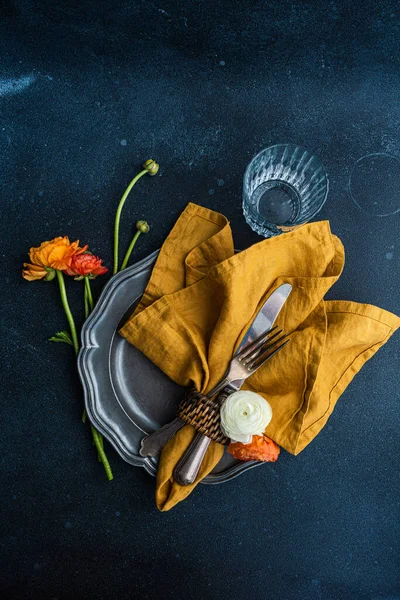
[
  {"left": 173, "top": 329, "right": 290, "bottom": 485},
  {"left": 140, "top": 326, "right": 284, "bottom": 458}
]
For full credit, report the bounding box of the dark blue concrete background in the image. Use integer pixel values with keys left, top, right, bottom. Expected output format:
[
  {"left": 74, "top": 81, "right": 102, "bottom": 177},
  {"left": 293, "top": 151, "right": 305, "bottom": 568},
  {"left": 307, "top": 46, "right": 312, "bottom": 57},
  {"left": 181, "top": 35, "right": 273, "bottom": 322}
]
[{"left": 1, "top": 1, "right": 399, "bottom": 599}]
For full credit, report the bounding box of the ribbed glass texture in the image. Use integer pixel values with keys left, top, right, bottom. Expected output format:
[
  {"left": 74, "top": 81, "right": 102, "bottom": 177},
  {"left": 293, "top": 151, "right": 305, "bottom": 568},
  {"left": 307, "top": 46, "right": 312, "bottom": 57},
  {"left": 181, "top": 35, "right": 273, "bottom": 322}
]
[{"left": 243, "top": 144, "right": 329, "bottom": 237}]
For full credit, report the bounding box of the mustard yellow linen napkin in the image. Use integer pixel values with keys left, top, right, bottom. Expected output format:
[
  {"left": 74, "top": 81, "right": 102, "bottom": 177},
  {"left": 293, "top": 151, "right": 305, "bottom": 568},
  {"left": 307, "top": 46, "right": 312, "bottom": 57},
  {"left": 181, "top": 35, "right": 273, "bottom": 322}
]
[{"left": 120, "top": 203, "right": 399, "bottom": 511}]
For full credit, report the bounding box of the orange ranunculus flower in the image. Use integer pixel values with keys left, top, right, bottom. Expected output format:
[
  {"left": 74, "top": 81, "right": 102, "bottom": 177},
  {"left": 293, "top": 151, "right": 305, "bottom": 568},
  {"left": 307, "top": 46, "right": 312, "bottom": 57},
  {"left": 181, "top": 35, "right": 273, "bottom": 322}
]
[
  {"left": 228, "top": 435, "right": 280, "bottom": 463},
  {"left": 64, "top": 253, "right": 108, "bottom": 278},
  {"left": 30, "top": 236, "right": 88, "bottom": 270},
  {"left": 22, "top": 236, "right": 88, "bottom": 281}
]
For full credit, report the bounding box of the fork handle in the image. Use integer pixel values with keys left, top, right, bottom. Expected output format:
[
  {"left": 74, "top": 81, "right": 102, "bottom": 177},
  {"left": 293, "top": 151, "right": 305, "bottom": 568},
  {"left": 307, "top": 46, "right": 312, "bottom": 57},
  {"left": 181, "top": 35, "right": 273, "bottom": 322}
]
[
  {"left": 207, "top": 377, "right": 231, "bottom": 398},
  {"left": 173, "top": 433, "right": 211, "bottom": 485},
  {"left": 173, "top": 389, "right": 231, "bottom": 485},
  {"left": 139, "top": 380, "right": 229, "bottom": 458},
  {"left": 139, "top": 417, "right": 185, "bottom": 457}
]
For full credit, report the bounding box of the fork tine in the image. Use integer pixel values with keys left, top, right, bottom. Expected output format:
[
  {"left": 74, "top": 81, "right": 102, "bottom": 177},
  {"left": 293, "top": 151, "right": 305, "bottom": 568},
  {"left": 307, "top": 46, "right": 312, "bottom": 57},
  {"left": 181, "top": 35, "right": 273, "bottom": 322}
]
[
  {"left": 237, "top": 326, "right": 279, "bottom": 360},
  {"left": 242, "top": 331, "right": 288, "bottom": 366},
  {"left": 239, "top": 328, "right": 284, "bottom": 364},
  {"left": 249, "top": 338, "right": 290, "bottom": 371}
]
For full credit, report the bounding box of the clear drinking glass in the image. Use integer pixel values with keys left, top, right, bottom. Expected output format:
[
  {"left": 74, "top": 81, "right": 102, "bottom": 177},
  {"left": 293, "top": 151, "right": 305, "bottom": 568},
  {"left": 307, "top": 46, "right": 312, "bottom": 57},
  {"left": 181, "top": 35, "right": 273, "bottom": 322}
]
[{"left": 243, "top": 144, "right": 329, "bottom": 237}]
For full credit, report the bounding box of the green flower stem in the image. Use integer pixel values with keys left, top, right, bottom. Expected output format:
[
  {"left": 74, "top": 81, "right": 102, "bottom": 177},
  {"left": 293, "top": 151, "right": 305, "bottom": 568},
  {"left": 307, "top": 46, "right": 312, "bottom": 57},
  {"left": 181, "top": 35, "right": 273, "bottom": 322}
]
[
  {"left": 54, "top": 271, "right": 112, "bottom": 480},
  {"left": 84, "top": 277, "right": 94, "bottom": 311},
  {"left": 82, "top": 284, "right": 89, "bottom": 423},
  {"left": 82, "top": 283, "right": 90, "bottom": 431},
  {"left": 56, "top": 270, "right": 79, "bottom": 355},
  {"left": 91, "top": 425, "right": 113, "bottom": 481},
  {"left": 120, "top": 230, "right": 141, "bottom": 271},
  {"left": 113, "top": 169, "right": 148, "bottom": 275},
  {"left": 81, "top": 276, "right": 112, "bottom": 479},
  {"left": 84, "top": 284, "right": 90, "bottom": 320}
]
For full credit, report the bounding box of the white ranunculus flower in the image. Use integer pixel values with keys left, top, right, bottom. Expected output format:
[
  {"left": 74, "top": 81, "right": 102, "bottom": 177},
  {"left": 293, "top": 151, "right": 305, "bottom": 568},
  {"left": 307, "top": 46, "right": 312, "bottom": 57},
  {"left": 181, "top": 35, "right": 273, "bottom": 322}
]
[{"left": 220, "top": 390, "right": 272, "bottom": 444}]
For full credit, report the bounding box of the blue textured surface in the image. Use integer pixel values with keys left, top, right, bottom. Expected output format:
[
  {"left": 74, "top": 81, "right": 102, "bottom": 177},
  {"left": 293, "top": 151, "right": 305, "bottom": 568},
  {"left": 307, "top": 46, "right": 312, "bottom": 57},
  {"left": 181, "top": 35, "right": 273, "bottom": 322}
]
[{"left": 1, "top": 1, "right": 399, "bottom": 599}]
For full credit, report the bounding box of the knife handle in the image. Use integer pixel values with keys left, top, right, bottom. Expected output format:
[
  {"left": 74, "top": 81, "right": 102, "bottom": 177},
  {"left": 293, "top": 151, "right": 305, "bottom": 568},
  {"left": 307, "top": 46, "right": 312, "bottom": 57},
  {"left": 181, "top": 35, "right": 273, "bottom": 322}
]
[
  {"left": 139, "top": 417, "right": 185, "bottom": 457},
  {"left": 173, "top": 390, "right": 231, "bottom": 486},
  {"left": 173, "top": 433, "right": 211, "bottom": 485}
]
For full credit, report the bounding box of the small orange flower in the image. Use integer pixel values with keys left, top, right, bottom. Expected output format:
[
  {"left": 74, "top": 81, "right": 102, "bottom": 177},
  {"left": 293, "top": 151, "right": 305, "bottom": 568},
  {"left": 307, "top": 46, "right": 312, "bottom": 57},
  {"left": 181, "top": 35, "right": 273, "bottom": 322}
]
[
  {"left": 64, "top": 253, "right": 108, "bottom": 278},
  {"left": 228, "top": 435, "right": 280, "bottom": 462},
  {"left": 22, "top": 236, "right": 88, "bottom": 281}
]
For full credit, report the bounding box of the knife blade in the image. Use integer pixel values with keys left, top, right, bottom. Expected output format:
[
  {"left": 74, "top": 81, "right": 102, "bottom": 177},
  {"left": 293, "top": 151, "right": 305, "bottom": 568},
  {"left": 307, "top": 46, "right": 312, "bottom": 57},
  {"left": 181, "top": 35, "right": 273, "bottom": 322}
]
[
  {"left": 139, "top": 283, "right": 292, "bottom": 458},
  {"left": 237, "top": 283, "right": 292, "bottom": 352},
  {"left": 226, "top": 282, "right": 292, "bottom": 393}
]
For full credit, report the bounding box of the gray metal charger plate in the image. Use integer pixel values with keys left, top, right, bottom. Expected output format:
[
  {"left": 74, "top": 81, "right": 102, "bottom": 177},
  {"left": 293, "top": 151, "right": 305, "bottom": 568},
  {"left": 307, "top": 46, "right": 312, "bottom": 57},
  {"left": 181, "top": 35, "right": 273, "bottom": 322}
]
[{"left": 78, "top": 250, "right": 263, "bottom": 484}]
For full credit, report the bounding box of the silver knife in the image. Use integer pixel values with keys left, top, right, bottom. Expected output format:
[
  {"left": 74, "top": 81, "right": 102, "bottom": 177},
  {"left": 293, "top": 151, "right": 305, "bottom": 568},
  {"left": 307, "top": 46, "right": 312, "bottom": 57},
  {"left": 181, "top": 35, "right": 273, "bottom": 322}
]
[
  {"left": 139, "top": 283, "right": 292, "bottom": 458},
  {"left": 173, "top": 283, "right": 292, "bottom": 485}
]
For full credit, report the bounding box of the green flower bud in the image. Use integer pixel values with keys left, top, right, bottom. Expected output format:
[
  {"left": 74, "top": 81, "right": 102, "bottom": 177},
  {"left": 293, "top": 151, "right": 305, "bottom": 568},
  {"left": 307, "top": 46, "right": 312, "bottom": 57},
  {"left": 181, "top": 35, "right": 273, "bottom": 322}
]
[
  {"left": 143, "top": 159, "right": 159, "bottom": 176},
  {"left": 136, "top": 220, "right": 150, "bottom": 233}
]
